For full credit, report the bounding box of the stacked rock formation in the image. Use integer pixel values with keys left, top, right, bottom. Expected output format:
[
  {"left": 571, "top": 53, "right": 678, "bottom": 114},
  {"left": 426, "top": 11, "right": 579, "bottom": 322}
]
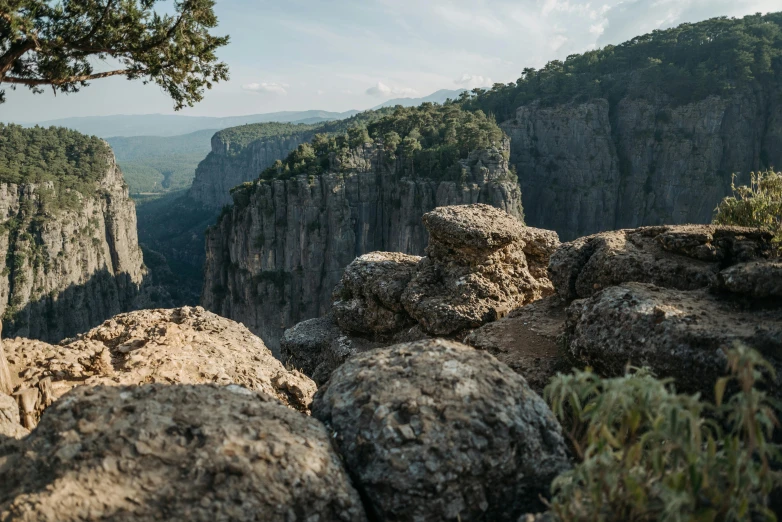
[{"left": 283, "top": 204, "right": 560, "bottom": 385}]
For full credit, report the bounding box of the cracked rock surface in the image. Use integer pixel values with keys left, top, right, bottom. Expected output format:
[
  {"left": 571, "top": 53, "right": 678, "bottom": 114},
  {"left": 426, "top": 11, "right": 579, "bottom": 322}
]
[{"left": 5, "top": 306, "right": 316, "bottom": 421}]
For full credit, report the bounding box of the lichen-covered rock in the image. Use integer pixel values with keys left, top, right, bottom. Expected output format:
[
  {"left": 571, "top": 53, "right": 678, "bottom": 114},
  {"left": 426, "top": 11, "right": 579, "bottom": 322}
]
[
  {"left": 718, "top": 260, "right": 782, "bottom": 298},
  {"left": 312, "top": 339, "right": 570, "bottom": 522},
  {"left": 564, "top": 283, "right": 782, "bottom": 399},
  {"left": 5, "top": 306, "right": 316, "bottom": 417},
  {"left": 332, "top": 252, "right": 421, "bottom": 335},
  {"left": 549, "top": 225, "right": 772, "bottom": 303},
  {"left": 464, "top": 297, "right": 567, "bottom": 393},
  {"left": 0, "top": 384, "right": 367, "bottom": 522},
  {"left": 401, "top": 204, "right": 557, "bottom": 335},
  {"left": 280, "top": 316, "right": 343, "bottom": 375}
]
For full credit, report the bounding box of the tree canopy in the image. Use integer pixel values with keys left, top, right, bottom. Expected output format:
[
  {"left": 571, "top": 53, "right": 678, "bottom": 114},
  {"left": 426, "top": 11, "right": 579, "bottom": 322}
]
[
  {"left": 464, "top": 12, "right": 782, "bottom": 122},
  {"left": 257, "top": 103, "right": 504, "bottom": 184},
  {"left": 0, "top": 0, "right": 229, "bottom": 109}
]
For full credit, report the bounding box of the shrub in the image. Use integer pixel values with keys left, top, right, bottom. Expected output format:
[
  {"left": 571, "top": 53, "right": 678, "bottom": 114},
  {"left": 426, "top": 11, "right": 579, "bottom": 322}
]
[
  {"left": 545, "top": 345, "right": 781, "bottom": 521},
  {"left": 713, "top": 170, "right": 782, "bottom": 251}
]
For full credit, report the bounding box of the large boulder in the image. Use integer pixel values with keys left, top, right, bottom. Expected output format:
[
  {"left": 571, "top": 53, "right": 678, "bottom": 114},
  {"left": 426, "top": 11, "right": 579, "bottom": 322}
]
[
  {"left": 401, "top": 205, "right": 557, "bottom": 335},
  {"left": 312, "top": 339, "right": 570, "bottom": 521},
  {"left": 332, "top": 252, "right": 421, "bottom": 336},
  {"left": 549, "top": 225, "right": 773, "bottom": 303},
  {"left": 564, "top": 282, "right": 782, "bottom": 399},
  {"left": 464, "top": 296, "right": 567, "bottom": 393},
  {"left": 5, "top": 307, "right": 316, "bottom": 422},
  {"left": 0, "top": 384, "right": 368, "bottom": 522}
]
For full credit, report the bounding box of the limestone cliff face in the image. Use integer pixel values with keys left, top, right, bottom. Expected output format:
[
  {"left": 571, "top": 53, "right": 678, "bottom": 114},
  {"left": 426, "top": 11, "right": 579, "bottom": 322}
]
[
  {"left": 502, "top": 88, "right": 782, "bottom": 240},
  {"left": 0, "top": 152, "right": 145, "bottom": 342},
  {"left": 202, "top": 140, "right": 523, "bottom": 353},
  {"left": 188, "top": 132, "right": 314, "bottom": 209}
]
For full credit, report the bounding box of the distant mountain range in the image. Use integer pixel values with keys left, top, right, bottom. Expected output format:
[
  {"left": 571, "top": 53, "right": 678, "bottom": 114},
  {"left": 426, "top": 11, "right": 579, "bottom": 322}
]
[
  {"left": 22, "top": 89, "right": 469, "bottom": 139},
  {"left": 27, "top": 110, "right": 360, "bottom": 138},
  {"left": 370, "top": 89, "right": 466, "bottom": 110}
]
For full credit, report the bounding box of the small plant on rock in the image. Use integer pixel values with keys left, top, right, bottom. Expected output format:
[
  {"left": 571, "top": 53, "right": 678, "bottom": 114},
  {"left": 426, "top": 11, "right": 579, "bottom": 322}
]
[
  {"left": 545, "top": 345, "right": 781, "bottom": 521},
  {"left": 713, "top": 170, "right": 782, "bottom": 252}
]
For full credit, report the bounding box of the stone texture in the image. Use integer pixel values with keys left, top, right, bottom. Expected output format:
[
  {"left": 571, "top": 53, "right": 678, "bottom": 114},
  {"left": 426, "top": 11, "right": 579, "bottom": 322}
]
[
  {"left": 502, "top": 90, "right": 782, "bottom": 241},
  {"left": 464, "top": 297, "right": 567, "bottom": 394},
  {"left": 0, "top": 151, "right": 146, "bottom": 342},
  {"left": 0, "top": 384, "right": 367, "bottom": 522},
  {"left": 549, "top": 225, "right": 772, "bottom": 303},
  {"left": 332, "top": 252, "right": 421, "bottom": 335},
  {"left": 564, "top": 282, "right": 782, "bottom": 399},
  {"left": 5, "top": 306, "right": 316, "bottom": 420},
  {"left": 401, "top": 204, "right": 557, "bottom": 335},
  {"left": 718, "top": 260, "right": 782, "bottom": 298},
  {"left": 0, "top": 392, "right": 27, "bottom": 440},
  {"left": 202, "top": 141, "right": 525, "bottom": 353},
  {"left": 312, "top": 338, "right": 570, "bottom": 522}
]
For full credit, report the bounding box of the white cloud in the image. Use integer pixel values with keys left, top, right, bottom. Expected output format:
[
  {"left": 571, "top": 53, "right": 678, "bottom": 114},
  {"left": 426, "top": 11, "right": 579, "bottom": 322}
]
[
  {"left": 241, "top": 82, "right": 288, "bottom": 95},
  {"left": 365, "top": 81, "right": 419, "bottom": 98},
  {"left": 454, "top": 73, "right": 493, "bottom": 89}
]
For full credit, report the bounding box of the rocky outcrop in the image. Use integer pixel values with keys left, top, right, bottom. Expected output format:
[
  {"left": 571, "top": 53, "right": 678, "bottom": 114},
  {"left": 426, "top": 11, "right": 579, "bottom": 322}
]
[
  {"left": 401, "top": 205, "right": 556, "bottom": 335},
  {"left": 203, "top": 142, "right": 525, "bottom": 353},
  {"left": 564, "top": 282, "right": 782, "bottom": 399},
  {"left": 0, "top": 152, "right": 145, "bottom": 342},
  {"left": 4, "top": 306, "right": 316, "bottom": 425},
  {"left": 0, "top": 392, "right": 27, "bottom": 440},
  {"left": 0, "top": 384, "right": 368, "bottom": 522},
  {"left": 549, "top": 225, "right": 773, "bottom": 303},
  {"left": 188, "top": 131, "right": 315, "bottom": 209},
  {"left": 282, "top": 204, "right": 557, "bottom": 385},
  {"left": 502, "top": 91, "right": 782, "bottom": 240},
  {"left": 312, "top": 338, "right": 570, "bottom": 521},
  {"left": 546, "top": 224, "right": 782, "bottom": 400}
]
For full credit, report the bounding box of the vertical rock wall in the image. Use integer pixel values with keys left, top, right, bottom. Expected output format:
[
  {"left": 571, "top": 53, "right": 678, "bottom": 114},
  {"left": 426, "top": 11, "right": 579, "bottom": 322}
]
[
  {"left": 202, "top": 140, "right": 524, "bottom": 353},
  {"left": 0, "top": 153, "right": 145, "bottom": 342}
]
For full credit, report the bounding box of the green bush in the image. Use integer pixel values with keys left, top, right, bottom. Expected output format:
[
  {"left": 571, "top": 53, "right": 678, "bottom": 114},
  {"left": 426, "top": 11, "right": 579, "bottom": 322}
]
[
  {"left": 545, "top": 345, "right": 781, "bottom": 521},
  {"left": 713, "top": 170, "right": 782, "bottom": 250}
]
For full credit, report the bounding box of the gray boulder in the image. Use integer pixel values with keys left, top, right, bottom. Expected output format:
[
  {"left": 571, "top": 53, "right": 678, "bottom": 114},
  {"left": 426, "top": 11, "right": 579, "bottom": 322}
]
[
  {"left": 549, "top": 225, "right": 773, "bottom": 303},
  {"left": 312, "top": 338, "right": 570, "bottom": 522},
  {"left": 564, "top": 282, "right": 782, "bottom": 399},
  {"left": 332, "top": 252, "right": 421, "bottom": 336},
  {"left": 0, "top": 384, "right": 367, "bottom": 522}
]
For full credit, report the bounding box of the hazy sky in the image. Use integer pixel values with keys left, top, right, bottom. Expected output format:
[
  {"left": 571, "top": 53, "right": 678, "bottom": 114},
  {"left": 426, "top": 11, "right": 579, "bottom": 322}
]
[{"left": 2, "top": 0, "right": 779, "bottom": 122}]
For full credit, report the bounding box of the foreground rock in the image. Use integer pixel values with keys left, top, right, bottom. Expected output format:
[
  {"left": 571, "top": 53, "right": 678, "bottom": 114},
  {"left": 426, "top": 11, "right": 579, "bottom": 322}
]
[
  {"left": 564, "top": 282, "right": 782, "bottom": 399},
  {"left": 0, "top": 393, "right": 27, "bottom": 440},
  {"left": 549, "top": 225, "right": 772, "bottom": 303},
  {"left": 464, "top": 297, "right": 567, "bottom": 393},
  {"left": 0, "top": 384, "right": 367, "bottom": 522},
  {"left": 312, "top": 339, "right": 570, "bottom": 521},
  {"left": 5, "top": 307, "right": 316, "bottom": 425},
  {"left": 402, "top": 205, "right": 557, "bottom": 335}
]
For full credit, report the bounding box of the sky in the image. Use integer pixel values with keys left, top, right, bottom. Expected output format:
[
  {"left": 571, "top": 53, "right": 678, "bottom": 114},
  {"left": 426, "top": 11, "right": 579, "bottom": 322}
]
[{"left": 1, "top": 0, "right": 779, "bottom": 122}]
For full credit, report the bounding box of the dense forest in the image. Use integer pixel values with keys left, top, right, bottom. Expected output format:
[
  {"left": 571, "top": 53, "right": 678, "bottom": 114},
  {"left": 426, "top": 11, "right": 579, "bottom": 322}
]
[
  {"left": 256, "top": 104, "right": 503, "bottom": 184},
  {"left": 464, "top": 12, "right": 782, "bottom": 122},
  {"left": 0, "top": 124, "right": 112, "bottom": 209}
]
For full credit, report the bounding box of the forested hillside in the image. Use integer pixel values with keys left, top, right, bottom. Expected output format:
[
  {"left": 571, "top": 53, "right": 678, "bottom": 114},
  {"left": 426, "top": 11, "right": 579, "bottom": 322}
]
[
  {"left": 458, "top": 12, "right": 782, "bottom": 239},
  {"left": 465, "top": 12, "right": 782, "bottom": 120}
]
